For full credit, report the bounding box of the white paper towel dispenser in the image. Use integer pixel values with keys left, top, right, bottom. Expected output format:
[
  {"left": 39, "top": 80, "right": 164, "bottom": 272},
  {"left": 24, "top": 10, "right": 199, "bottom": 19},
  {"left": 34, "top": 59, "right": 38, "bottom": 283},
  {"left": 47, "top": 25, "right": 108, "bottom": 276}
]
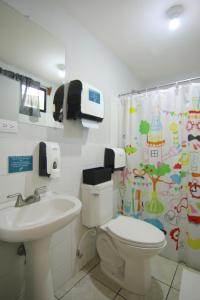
[
  {"left": 39, "top": 142, "right": 61, "bottom": 178},
  {"left": 104, "top": 147, "right": 126, "bottom": 172},
  {"left": 67, "top": 80, "right": 104, "bottom": 128}
]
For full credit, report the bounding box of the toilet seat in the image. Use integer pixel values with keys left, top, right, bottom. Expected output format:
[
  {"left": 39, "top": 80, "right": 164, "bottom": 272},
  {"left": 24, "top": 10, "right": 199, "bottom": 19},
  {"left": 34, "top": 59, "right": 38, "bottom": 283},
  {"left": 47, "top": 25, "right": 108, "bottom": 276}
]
[{"left": 106, "top": 216, "right": 166, "bottom": 248}]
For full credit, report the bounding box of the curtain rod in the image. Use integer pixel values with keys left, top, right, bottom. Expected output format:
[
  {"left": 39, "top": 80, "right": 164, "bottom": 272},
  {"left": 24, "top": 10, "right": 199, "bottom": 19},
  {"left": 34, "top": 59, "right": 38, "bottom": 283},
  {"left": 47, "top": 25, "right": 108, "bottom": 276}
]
[
  {"left": 118, "top": 76, "right": 200, "bottom": 97},
  {"left": 0, "top": 65, "right": 50, "bottom": 90}
]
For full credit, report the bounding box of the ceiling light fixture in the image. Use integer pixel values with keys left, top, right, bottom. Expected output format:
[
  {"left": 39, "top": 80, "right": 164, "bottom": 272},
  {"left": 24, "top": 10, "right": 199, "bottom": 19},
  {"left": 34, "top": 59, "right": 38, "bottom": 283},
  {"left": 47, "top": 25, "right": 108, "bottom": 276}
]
[
  {"left": 169, "top": 17, "right": 181, "bottom": 30},
  {"left": 57, "top": 64, "right": 65, "bottom": 79},
  {"left": 166, "top": 5, "right": 184, "bottom": 31}
]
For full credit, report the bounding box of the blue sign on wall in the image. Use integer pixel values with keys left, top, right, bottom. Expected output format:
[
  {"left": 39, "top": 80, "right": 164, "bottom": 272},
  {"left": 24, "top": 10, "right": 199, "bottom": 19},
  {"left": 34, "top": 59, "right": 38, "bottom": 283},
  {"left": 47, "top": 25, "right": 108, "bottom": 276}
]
[
  {"left": 8, "top": 156, "right": 33, "bottom": 173},
  {"left": 89, "top": 89, "right": 100, "bottom": 104}
]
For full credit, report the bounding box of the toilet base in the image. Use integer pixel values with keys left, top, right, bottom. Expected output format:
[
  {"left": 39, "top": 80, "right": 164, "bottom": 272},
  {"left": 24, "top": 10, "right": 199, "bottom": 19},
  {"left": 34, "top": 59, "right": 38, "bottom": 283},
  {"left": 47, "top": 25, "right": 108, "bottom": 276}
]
[
  {"left": 100, "top": 257, "right": 151, "bottom": 296},
  {"left": 96, "top": 221, "right": 166, "bottom": 297}
]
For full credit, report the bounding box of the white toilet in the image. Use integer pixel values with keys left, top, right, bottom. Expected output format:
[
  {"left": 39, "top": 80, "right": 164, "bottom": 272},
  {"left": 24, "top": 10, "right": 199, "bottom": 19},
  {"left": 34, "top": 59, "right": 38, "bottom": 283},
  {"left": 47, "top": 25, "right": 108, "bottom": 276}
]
[{"left": 81, "top": 180, "right": 166, "bottom": 296}]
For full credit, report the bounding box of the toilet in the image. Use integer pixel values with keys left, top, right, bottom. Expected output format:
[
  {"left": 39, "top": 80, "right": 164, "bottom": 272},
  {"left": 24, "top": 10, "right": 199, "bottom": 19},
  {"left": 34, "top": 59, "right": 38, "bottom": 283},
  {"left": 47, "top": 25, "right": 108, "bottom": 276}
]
[{"left": 81, "top": 180, "right": 166, "bottom": 296}]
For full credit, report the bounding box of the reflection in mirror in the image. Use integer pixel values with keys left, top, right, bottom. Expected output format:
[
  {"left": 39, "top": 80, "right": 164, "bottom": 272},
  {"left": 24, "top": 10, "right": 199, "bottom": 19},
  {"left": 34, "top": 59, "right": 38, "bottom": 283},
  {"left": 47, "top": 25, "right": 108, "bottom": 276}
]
[
  {"left": 0, "top": 1, "right": 65, "bottom": 128},
  {"left": 53, "top": 85, "right": 64, "bottom": 122},
  {"left": 21, "top": 85, "right": 47, "bottom": 114},
  {"left": 0, "top": 73, "right": 19, "bottom": 122}
]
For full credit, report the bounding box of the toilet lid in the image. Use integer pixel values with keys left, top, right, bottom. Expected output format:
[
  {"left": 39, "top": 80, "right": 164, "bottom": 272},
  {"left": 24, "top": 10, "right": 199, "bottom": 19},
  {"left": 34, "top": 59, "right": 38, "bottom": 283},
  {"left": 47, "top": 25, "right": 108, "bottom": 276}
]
[{"left": 107, "top": 216, "right": 165, "bottom": 248}]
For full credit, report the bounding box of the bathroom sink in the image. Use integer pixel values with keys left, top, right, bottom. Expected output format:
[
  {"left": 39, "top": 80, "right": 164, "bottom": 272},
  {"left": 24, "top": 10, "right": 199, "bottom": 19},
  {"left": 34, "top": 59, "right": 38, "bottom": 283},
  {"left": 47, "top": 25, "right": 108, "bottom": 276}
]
[
  {"left": 0, "top": 191, "right": 82, "bottom": 242},
  {"left": 0, "top": 191, "right": 82, "bottom": 300}
]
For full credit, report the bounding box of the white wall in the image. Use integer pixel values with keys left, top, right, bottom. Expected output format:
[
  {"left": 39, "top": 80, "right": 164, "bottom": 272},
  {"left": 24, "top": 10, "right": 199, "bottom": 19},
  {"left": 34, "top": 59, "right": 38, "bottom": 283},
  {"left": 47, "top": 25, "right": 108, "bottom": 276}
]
[
  {"left": 0, "top": 1, "right": 141, "bottom": 299},
  {"left": 5, "top": 0, "right": 140, "bottom": 96}
]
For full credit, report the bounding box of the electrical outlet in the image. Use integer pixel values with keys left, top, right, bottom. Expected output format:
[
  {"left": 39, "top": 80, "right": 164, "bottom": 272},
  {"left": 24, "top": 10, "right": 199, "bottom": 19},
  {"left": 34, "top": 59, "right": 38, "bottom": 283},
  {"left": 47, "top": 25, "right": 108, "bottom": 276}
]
[{"left": 0, "top": 119, "right": 18, "bottom": 133}]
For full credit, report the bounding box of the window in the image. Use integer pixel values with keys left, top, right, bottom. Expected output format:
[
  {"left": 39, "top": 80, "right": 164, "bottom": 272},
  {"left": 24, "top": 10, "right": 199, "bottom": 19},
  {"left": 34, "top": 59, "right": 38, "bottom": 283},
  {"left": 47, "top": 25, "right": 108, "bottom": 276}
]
[
  {"left": 151, "top": 150, "right": 158, "bottom": 157},
  {"left": 21, "top": 84, "right": 46, "bottom": 113}
]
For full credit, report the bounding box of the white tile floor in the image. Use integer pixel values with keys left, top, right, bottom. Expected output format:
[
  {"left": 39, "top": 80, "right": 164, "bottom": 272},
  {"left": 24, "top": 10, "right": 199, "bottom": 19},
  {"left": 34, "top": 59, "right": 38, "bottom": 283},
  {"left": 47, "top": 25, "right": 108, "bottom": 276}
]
[{"left": 55, "top": 255, "right": 200, "bottom": 300}]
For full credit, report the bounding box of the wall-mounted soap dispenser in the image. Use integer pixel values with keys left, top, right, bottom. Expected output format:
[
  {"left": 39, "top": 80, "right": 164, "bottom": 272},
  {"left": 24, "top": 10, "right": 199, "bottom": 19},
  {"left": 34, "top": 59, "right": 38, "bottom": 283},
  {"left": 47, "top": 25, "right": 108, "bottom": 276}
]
[
  {"left": 104, "top": 147, "right": 126, "bottom": 172},
  {"left": 39, "top": 142, "right": 61, "bottom": 178}
]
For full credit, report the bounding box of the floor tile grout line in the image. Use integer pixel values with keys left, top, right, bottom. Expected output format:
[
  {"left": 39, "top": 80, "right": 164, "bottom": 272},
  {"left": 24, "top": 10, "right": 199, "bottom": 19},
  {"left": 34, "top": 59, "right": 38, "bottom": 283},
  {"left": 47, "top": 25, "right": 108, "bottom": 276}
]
[
  {"left": 114, "top": 288, "right": 127, "bottom": 300},
  {"left": 153, "top": 277, "right": 171, "bottom": 288},
  {"left": 170, "top": 263, "right": 179, "bottom": 288},
  {"left": 89, "top": 273, "right": 121, "bottom": 295},
  {"left": 165, "top": 284, "right": 172, "bottom": 299},
  {"left": 112, "top": 292, "right": 120, "bottom": 300},
  {"left": 166, "top": 263, "right": 179, "bottom": 300},
  {"left": 113, "top": 294, "right": 126, "bottom": 300},
  {"left": 85, "top": 260, "right": 100, "bottom": 275},
  {"left": 83, "top": 261, "right": 122, "bottom": 296},
  {"left": 58, "top": 261, "right": 99, "bottom": 300}
]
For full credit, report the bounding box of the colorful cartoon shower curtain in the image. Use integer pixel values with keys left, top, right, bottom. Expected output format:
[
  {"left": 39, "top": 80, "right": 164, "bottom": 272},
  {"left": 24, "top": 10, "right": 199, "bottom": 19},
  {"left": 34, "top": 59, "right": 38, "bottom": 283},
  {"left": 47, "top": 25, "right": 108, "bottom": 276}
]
[{"left": 118, "top": 83, "right": 200, "bottom": 269}]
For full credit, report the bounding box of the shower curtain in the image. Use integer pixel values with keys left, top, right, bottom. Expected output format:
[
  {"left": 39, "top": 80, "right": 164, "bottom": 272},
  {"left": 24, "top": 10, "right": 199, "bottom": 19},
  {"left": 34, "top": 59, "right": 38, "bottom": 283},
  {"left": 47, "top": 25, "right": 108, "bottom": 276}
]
[{"left": 118, "top": 83, "right": 200, "bottom": 269}]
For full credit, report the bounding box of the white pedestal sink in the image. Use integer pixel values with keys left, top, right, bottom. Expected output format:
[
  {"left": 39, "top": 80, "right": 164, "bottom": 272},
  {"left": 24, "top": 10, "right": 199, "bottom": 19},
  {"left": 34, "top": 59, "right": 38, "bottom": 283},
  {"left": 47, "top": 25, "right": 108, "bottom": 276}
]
[{"left": 0, "top": 192, "right": 82, "bottom": 300}]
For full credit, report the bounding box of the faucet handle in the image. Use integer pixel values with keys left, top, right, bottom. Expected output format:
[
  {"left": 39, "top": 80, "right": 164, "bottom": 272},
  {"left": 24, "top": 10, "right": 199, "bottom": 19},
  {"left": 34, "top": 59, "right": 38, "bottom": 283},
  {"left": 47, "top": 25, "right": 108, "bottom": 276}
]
[
  {"left": 34, "top": 186, "right": 47, "bottom": 195},
  {"left": 7, "top": 193, "right": 24, "bottom": 207},
  {"left": 7, "top": 193, "right": 23, "bottom": 199}
]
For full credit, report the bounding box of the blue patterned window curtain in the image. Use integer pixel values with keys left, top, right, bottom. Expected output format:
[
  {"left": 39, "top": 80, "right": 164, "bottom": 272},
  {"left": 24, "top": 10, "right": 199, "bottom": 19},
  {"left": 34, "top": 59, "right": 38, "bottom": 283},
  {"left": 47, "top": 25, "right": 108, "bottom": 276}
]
[{"left": 118, "top": 83, "right": 200, "bottom": 269}]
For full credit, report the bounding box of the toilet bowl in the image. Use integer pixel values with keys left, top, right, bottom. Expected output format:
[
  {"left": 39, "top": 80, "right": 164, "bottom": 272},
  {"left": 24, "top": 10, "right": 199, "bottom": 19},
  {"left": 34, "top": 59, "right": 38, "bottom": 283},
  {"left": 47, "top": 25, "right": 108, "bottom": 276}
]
[
  {"left": 96, "top": 216, "right": 167, "bottom": 296},
  {"left": 81, "top": 181, "right": 167, "bottom": 296}
]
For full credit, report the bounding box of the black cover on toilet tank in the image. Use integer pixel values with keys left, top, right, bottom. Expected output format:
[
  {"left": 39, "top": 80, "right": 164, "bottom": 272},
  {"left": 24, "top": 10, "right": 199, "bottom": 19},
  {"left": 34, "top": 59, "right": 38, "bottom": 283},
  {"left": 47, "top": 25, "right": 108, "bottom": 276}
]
[{"left": 83, "top": 167, "right": 112, "bottom": 185}]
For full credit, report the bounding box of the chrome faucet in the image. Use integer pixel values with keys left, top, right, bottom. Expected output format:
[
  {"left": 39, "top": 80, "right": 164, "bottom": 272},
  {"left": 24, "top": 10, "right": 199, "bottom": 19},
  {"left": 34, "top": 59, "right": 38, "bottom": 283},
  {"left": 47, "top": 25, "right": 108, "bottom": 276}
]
[{"left": 7, "top": 186, "right": 47, "bottom": 207}]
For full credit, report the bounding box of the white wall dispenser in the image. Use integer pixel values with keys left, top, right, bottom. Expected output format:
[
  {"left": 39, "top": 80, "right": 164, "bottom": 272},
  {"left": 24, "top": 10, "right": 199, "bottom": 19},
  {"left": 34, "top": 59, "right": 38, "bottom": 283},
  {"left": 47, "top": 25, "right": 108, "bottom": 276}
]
[
  {"left": 104, "top": 147, "right": 126, "bottom": 172},
  {"left": 67, "top": 80, "right": 104, "bottom": 129},
  {"left": 39, "top": 142, "right": 61, "bottom": 178}
]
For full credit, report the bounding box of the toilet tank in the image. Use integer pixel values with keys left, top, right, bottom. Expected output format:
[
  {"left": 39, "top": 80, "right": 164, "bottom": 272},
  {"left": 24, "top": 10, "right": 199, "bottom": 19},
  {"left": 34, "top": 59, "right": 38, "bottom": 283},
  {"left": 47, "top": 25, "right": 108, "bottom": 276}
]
[{"left": 81, "top": 180, "right": 113, "bottom": 228}]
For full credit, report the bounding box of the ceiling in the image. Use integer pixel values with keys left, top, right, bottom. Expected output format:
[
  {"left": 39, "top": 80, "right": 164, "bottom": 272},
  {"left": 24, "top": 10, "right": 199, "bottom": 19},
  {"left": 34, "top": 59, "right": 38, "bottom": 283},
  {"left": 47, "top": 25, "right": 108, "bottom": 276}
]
[
  {"left": 0, "top": 1, "right": 65, "bottom": 84},
  {"left": 60, "top": 0, "right": 200, "bottom": 86}
]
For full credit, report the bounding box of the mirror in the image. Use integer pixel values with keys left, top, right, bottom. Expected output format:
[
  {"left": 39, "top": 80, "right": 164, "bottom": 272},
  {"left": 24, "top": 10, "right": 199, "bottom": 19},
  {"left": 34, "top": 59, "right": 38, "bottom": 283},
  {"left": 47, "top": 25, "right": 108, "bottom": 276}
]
[{"left": 0, "top": 1, "right": 65, "bottom": 128}]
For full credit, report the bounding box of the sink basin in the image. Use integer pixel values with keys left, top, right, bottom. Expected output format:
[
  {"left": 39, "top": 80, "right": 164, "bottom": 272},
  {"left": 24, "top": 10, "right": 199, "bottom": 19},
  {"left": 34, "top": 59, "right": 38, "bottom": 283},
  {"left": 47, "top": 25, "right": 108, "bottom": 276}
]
[
  {"left": 0, "top": 191, "right": 82, "bottom": 300},
  {"left": 0, "top": 192, "right": 82, "bottom": 242}
]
